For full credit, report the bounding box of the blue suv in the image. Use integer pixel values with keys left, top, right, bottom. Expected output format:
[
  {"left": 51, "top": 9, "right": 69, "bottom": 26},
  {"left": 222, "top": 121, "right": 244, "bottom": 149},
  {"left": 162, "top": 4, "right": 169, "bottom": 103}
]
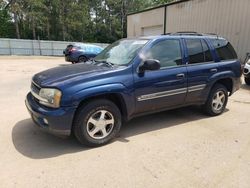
[{"left": 26, "top": 33, "right": 241, "bottom": 146}]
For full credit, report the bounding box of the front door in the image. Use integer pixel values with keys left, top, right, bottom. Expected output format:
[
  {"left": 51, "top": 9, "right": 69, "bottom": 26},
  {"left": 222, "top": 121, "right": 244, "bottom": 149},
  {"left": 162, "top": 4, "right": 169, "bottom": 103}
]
[{"left": 134, "top": 39, "right": 187, "bottom": 114}]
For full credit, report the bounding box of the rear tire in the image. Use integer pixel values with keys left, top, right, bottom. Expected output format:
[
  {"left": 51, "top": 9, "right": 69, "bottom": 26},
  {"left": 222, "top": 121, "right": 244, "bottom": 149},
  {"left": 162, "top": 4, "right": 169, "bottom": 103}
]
[
  {"left": 203, "top": 84, "right": 228, "bottom": 116},
  {"left": 78, "top": 56, "right": 88, "bottom": 63},
  {"left": 245, "top": 77, "right": 250, "bottom": 85},
  {"left": 73, "top": 99, "right": 122, "bottom": 147}
]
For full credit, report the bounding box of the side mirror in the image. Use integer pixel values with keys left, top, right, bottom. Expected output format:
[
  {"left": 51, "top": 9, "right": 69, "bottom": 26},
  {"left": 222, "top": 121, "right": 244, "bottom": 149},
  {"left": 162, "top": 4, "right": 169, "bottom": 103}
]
[{"left": 139, "top": 59, "right": 161, "bottom": 73}]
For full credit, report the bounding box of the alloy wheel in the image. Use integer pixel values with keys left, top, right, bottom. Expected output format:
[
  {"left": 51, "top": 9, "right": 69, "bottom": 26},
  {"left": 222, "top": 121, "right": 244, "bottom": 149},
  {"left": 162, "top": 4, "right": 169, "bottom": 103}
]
[{"left": 86, "top": 110, "right": 114, "bottom": 139}]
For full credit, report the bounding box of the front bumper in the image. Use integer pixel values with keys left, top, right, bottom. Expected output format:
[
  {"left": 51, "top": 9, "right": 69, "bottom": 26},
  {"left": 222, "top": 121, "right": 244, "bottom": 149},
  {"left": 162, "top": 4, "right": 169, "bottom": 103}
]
[
  {"left": 25, "top": 92, "right": 76, "bottom": 136},
  {"left": 243, "top": 63, "right": 250, "bottom": 78}
]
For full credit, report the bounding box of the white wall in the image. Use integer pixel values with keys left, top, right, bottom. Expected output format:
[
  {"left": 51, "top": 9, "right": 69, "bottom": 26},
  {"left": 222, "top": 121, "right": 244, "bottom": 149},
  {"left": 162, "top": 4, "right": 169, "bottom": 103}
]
[{"left": 127, "top": 0, "right": 250, "bottom": 61}]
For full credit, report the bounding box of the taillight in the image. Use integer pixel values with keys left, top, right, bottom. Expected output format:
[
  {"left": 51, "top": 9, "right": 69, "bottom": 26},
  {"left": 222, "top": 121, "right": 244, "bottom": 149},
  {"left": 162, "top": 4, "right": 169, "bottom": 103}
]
[{"left": 69, "top": 48, "right": 77, "bottom": 52}]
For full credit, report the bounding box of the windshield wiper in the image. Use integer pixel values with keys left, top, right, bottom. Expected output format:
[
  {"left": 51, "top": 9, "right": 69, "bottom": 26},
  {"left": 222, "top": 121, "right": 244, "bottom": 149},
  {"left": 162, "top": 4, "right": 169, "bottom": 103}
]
[{"left": 94, "top": 60, "right": 114, "bottom": 67}]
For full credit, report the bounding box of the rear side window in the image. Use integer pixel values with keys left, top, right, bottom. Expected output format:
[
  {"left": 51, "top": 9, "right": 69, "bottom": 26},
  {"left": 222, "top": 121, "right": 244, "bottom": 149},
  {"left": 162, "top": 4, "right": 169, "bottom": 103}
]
[
  {"left": 186, "top": 39, "right": 205, "bottom": 64},
  {"left": 147, "top": 39, "right": 182, "bottom": 68},
  {"left": 201, "top": 40, "right": 213, "bottom": 62},
  {"left": 186, "top": 39, "right": 213, "bottom": 64},
  {"left": 211, "top": 39, "right": 237, "bottom": 60}
]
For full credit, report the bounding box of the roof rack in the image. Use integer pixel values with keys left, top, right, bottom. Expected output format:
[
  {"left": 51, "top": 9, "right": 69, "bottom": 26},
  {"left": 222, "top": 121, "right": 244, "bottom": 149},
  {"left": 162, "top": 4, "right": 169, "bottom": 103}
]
[
  {"left": 162, "top": 31, "right": 220, "bottom": 38},
  {"left": 170, "top": 31, "right": 203, "bottom": 36},
  {"left": 203, "top": 33, "right": 220, "bottom": 39}
]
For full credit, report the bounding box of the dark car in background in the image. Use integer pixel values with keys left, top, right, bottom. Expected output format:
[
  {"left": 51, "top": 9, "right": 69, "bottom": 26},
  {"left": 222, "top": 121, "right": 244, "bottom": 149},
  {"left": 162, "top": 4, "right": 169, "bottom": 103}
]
[{"left": 63, "top": 43, "right": 104, "bottom": 64}]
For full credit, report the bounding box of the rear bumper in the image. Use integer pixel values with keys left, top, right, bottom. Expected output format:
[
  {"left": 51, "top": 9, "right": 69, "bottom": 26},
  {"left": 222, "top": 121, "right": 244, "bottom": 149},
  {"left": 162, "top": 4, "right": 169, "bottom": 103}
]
[
  {"left": 25, "top": 92, "right": 76, "bottom": 136},
  {"left": 231, "top": 77, "right": 241, "bottom": 95}
]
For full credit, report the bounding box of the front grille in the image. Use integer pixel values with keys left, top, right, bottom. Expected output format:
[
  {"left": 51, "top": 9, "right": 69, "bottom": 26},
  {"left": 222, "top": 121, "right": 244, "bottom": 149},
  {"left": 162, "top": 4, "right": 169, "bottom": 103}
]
[{"left": 31, "top": 81, "right": 41, "bottom": 95}]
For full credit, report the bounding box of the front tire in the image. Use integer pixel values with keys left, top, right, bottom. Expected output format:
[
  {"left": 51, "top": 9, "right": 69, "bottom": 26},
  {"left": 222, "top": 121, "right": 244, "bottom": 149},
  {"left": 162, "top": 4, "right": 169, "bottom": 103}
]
[
  {"left": 245, "top": 77, "right": 250, "bottom": 85},
  {"left": 73, "top": 99, "right": 122, "bottom": 147},
  {"left": 203, "top": 84, "right": 228, "bottom": 116}
]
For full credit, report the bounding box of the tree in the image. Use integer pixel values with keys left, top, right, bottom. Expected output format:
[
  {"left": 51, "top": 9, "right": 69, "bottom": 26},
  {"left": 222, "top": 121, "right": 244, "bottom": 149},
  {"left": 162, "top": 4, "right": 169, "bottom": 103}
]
[
  {"left": 0, "top": 1, "right": 15, "bottom": 37},
  {"left": 1, "top": 0, "right": 174, "bottom": 42}
]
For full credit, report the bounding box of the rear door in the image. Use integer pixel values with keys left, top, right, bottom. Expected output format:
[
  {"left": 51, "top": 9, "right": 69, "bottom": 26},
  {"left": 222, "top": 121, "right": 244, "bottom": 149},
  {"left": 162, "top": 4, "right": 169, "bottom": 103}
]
[
  {"left": 134, "top": 39, "right": 187, "bottom": 114},
  {"left": 185, "top": 38, "right": 218, "bottom": 103}
]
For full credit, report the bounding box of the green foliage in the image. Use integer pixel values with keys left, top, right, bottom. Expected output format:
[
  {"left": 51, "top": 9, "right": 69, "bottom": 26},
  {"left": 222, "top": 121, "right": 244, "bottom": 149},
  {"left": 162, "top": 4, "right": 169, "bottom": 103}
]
[
  {"left": 2, "top": 0, "right": 173, "bottom": 42},
  {"left": 0, "top": 1, "right": 15, "bottom": 37}
]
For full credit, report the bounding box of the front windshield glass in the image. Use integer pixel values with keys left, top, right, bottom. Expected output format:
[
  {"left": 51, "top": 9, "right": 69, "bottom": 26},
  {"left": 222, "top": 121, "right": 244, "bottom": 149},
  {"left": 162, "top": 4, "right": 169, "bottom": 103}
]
[{"left": 94, "top": 39, "right": 148, "bottom": 66}]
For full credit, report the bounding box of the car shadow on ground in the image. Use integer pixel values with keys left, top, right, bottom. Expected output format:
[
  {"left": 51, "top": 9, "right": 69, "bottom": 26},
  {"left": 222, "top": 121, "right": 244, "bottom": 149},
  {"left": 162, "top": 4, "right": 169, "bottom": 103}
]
[{"left": 12, "top": 106, "right": 223, "bottom": 159}]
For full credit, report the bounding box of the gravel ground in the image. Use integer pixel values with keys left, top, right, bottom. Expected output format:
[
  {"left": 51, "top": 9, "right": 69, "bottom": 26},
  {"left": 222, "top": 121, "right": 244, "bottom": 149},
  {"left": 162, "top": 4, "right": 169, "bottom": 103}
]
[{"left": 0, "top": 56, "right": 250, "bottom": 188}]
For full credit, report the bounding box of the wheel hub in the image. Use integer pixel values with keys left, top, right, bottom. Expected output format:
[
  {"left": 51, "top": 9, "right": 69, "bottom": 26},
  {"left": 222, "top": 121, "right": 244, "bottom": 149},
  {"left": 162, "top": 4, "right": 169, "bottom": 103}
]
[
  {"left": 86, "top": 110, "right": 114, "bottom": 139},
  {"left": 212, "top": 91, "right": 225, "bottom": 111}
]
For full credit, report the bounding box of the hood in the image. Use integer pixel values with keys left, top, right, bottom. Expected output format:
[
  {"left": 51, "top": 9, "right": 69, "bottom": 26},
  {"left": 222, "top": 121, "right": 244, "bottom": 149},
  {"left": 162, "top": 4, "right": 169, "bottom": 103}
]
[{"left": 33, "top": 63, "right": 111, "bottom": 87}]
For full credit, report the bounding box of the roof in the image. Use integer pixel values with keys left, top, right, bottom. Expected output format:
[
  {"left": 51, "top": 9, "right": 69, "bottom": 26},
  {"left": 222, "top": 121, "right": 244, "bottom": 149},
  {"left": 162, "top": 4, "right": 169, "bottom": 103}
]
[{"left": 127, "top": 0, "right": 191, "bottom": 16}]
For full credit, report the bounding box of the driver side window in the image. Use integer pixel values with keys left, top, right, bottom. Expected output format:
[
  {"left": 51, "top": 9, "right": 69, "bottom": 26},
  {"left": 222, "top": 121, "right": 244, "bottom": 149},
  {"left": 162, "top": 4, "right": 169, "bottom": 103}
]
[{"left": 146, "top": 39, "right": 182, "bottom": 68}]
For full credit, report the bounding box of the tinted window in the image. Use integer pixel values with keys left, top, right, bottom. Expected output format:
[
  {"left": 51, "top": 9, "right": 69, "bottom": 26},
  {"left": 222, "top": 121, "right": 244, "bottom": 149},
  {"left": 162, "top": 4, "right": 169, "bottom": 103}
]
[
  {"left": 211, "top": 39, "right": 237, "bottom": 60},
  {"left": 186, "top": 39, "right": 204, "bottom": 64},
  {"left": 201, "top": 39, "right": 213, "bottom": 62},
  {"left": 146, "top": 39, "right": 182, "bottom": 68}
]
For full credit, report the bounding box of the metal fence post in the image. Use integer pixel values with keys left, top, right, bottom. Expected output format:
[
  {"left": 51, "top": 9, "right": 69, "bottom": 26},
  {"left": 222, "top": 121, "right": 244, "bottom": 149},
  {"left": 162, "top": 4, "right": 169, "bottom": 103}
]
[
  {"left": 38, "top": 36, "right": 42, "bottom": 56},
  {"left": 8, "top": 39, "right": 11, "bottom": 55}
]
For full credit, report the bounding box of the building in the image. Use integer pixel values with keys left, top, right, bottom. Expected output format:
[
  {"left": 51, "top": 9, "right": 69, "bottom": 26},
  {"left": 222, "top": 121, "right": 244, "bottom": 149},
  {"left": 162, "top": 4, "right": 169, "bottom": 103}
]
[{"left": 127, "top": 0, "right": 250, "bottom": 61}]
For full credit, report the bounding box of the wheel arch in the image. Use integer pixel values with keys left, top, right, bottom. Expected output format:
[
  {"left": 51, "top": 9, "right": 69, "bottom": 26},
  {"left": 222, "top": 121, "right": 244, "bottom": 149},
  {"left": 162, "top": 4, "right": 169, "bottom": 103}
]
[
  {"left": 74, "top": 92, "right": 128, "bottom": 122},
  {"left": 211, "top": 77, "right": 233, "bottom": 95}
]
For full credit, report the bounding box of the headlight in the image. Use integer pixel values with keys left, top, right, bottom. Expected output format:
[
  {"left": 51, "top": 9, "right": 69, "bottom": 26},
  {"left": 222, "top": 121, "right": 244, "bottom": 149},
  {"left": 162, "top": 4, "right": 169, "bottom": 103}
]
[{"left": 39, "top": 88, "right": 62, "bottom": 108}]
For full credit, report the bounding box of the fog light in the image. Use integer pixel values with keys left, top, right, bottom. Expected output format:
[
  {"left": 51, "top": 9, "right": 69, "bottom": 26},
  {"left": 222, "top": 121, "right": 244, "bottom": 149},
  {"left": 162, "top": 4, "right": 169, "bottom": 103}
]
[{"left": 43, "top": 118, "right": 48, "bottom": 125}]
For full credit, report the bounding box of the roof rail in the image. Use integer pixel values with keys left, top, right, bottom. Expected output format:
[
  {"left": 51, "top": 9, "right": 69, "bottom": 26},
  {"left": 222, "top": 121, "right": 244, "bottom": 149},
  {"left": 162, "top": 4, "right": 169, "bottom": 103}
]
[
  {"left": 205, "top": 33, "right": 217, "bottom": 35},
  {"left": 204, "top": 33, "right": 219, "bottom": 39},
  {"left": 170, "top": 31, "right": 203, "bottom": 36}
]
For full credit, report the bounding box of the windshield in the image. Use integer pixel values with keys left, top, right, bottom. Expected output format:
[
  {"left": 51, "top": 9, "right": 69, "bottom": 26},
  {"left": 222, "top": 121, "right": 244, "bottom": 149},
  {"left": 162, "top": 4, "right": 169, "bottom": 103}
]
[{"left": 94, "top": 39, "right": 148, "bottom": 66}]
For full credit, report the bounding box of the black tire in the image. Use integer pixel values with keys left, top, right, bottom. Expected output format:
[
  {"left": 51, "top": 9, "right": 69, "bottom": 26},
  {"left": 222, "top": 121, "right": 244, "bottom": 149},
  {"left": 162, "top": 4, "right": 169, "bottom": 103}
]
[
  {"left": 245, "top": 77, "right": 250, "bottom": 85},
  {"left": 203, "top": 84, "right": 228, "bottom": 116},
  {"left": 73, "top": 99, "right": 122, "bottom": 147},
  {"left": 78, "top": 56, "right": 88, "bottom": 63}
]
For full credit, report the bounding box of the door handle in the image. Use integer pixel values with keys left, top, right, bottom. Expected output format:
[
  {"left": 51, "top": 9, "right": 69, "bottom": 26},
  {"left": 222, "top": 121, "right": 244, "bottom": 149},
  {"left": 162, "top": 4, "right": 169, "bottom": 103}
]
[
  {"left": 176, "top": 73, "right": 185, "bottom": 79},
  {"left": 210, "top": 68, "right": 218, "bottom": 73}
]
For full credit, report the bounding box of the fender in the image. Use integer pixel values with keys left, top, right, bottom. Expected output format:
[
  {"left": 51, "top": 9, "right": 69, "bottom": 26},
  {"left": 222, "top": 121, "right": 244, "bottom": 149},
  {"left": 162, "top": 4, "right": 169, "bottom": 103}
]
[
  {"left": 68, "top": 83, "right": 135, "bottom": 117},
  {"left": 202, "top": 70, "right": 235, "bottom": 101},
  {"left": 208, "top": 70, "right": 235, "bottom": 86}
]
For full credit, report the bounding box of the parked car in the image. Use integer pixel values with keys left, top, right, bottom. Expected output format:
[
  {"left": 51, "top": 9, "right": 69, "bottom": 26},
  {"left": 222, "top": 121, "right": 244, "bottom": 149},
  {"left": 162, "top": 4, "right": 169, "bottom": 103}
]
[
  {"left": 243, "top": 53, "right": 250, "bottom": 85},
  {"left": 26, "top": 33, "right": 241, "bottom": 147},
  {"left": 63, "top": 43, "right": 103, "bottom": 64}
]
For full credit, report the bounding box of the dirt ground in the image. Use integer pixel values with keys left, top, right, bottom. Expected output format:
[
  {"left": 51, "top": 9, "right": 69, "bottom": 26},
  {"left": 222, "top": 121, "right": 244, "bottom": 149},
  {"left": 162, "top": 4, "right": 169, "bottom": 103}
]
[{"left": 0, "top": 56, "right": 250, "bottom": 188}]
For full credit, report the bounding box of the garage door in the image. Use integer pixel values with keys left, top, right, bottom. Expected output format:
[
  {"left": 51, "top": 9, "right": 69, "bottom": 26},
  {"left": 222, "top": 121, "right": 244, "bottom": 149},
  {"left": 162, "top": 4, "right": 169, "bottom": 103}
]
[{"left": 142, "top": 25, "right": 163, "bottom": 36}]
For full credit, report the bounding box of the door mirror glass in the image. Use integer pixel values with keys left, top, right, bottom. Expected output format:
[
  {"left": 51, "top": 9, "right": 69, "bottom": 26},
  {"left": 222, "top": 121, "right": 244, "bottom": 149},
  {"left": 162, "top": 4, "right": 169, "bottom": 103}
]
[{"left": 139, "top": 59, "right": 161, "bottom": 73}]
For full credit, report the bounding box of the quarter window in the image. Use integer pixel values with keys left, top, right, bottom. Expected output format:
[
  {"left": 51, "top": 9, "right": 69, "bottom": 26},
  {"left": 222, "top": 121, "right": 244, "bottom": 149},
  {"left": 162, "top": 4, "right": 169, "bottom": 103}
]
[
  {"left": 211, "top": 39, "right": 237, "bottom": 60},
  {"left": 146, "top": 39, "right": 182, "bottom": 68}
]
